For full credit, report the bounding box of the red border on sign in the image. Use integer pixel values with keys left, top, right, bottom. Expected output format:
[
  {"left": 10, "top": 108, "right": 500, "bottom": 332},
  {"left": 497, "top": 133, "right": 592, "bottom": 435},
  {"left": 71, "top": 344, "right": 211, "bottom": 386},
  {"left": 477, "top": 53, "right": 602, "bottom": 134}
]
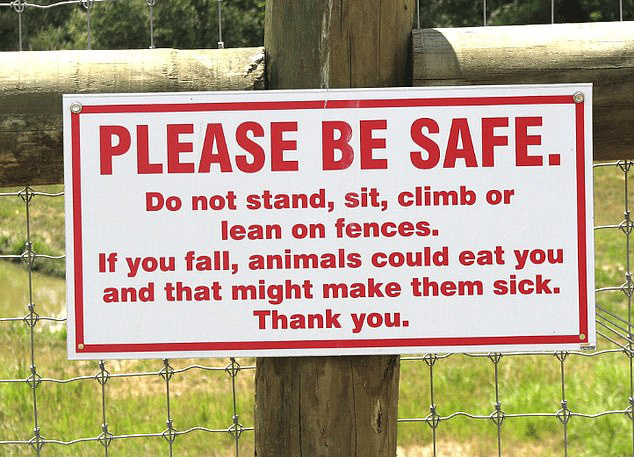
[{"left": 70, "top": 94, "right": 589, "bottom": 353}]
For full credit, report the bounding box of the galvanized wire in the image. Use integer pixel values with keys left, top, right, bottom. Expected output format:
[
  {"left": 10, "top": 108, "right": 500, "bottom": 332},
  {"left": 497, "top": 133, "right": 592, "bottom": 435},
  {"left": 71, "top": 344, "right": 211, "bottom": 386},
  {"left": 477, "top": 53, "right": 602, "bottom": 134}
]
[
  {"left": 0, "top": 186, "right": 252, "bottom": 454},
  {"left": 1, "top": 169, "right": 634, "bottom": 455},
  {"left": 398, "top": 161, "right": 634, "bottom": 456}
]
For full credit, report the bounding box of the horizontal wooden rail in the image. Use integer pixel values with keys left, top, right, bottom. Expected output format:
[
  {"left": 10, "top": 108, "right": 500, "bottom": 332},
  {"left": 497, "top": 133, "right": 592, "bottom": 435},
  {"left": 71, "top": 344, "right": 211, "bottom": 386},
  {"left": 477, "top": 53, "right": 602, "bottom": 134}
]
[
  {"left": 3, "top": 21, "right": 634, "bottom": 186},
  {"left": 413, "top": 21, "right": 634, "bottom": 160},
  {"left": 0, "top": 47, "right": 265, "bottom": 186}
]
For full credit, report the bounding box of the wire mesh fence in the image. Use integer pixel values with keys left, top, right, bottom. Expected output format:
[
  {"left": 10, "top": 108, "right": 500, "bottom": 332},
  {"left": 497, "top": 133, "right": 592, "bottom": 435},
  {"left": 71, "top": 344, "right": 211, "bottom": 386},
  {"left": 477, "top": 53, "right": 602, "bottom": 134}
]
[
  {"left": 1, "top": 1, "right": 634, "bottom": 456},
  {"left": 2, "top": 163, "right": 634, "bottom": 456},
  {"left": 0, "top": 187, "right": 254, "bottom": 457}
]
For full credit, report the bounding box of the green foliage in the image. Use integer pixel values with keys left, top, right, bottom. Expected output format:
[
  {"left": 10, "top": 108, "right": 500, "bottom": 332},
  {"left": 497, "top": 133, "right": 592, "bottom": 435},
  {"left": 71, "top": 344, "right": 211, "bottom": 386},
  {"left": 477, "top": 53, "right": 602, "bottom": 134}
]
[
  {"left": 0, "top": 0, "right": 632, "bottom": 51},
  {"left": 0, "top": 0, "right": 264, "bottom": 51},
  {"left": 418, "top": 0, "right": 633, "bottom": 28}
]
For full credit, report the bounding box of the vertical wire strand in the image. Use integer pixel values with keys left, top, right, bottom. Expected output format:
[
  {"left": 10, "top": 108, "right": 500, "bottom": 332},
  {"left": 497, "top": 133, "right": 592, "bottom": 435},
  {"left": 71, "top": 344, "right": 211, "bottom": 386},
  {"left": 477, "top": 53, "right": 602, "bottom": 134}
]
[
  {"left": 86, "top": 8, "right": 91, "bottom": 49},
  {"left": 488, "top": 354, "right": 504, "bottom": 457},
  {"left": 217, "top": 0, "right": 224, "bottom": 48},
  {"left": 81, "top": 0, "right": 94, "bottom": 50},
  {"left": 493, "top": 355, "right": 502, "bottom": 457},
  {"left": 483, "top": 0, "right": 487, "bottom": 26},
  {"left": 18, "top": 9, "right": 22, "bottom": 51},
  {"left": 558, "top": 352, "right": 569, "bottom": 457},
  {"left": 147, "top": 0, "right": 156, "bottom": 48},
  {"left": 430, "top": 359, "right": 436, "bottom": 457},
  {"left": 162, "top": 359, "right": 174, "bottom": 457},
  {"left": 101, "top": 364, "right": 108, "bottom": 457},
  {"left": 23, "top": 187, "right": 42, "bottom": 457},
  {"left": 424, "top": 355, "right": 438, "bottom": 457},
  {"left": 627, "top": 344, "right": 634, "bottom": 457},
  {"left": 626, "top": 161, "right": 631, "bottom": 348},
  {"left": 13, "top": 0, "right": 25, "bottom": 51},
  {"left": 228, "top": 358, "right": 241, "bottom": 457},
  {"left": 150, "top": 5, "right": 154, "bottom": 48},
  {"left": 623, "top": 162, "right": 634, "bottom": 457},
  {"left": 630, "top": 349, "right": 634, "bottom": 457},
  {"left": 551, "top": 0, "right": 555, "bottom": 24},
  {"left": 98, "top": 361, "right": 111, "bottom": 457},
  {"left": 620, "top": 0, "right": 624, "bottom": 21}
]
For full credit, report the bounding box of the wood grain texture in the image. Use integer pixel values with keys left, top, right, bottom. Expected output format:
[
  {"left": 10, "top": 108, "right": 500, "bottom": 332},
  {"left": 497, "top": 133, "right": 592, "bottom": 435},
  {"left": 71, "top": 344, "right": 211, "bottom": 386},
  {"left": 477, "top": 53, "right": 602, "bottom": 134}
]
[
  {"left": 413, "top": 21, "right": 634, "bottom": 160},
  {"left": 0, "top": 47, "right": 265, "bottom": 186},
  {"left": 257, "top": 2, "right": 413, "bottom": 456},
  {"left": 265, "top": 0, "right": 413, "bottom": 89},
  {"left": 256, "top": 356, "right": 400, "bottom": 457}
]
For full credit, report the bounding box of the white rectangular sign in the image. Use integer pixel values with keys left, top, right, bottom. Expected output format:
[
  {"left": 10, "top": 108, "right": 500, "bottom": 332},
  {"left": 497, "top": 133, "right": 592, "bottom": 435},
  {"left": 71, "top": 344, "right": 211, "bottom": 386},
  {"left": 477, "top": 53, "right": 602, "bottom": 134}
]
[{"left": 63, "top": 85, "right": 594, "bottom": 359}]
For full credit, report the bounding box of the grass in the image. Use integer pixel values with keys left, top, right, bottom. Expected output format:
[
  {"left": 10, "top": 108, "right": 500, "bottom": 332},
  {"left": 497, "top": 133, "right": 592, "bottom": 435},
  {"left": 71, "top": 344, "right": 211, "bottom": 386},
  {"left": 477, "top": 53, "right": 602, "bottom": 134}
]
[
  {"left": 0, "top": 264, "right": 255, "bottom": 455},
  {"left": 1, "top": 163, "right": 633, "bottom": 456},
  {"left": 0, "top": 185, "right": 66, "bottom": 278}
]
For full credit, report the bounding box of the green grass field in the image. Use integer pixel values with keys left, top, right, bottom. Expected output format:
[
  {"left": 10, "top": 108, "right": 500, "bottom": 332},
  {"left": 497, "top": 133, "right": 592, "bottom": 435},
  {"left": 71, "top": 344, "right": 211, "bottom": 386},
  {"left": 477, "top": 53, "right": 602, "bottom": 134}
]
[{"left": 1, "top": 163, "right": 633, "bottom": 456}]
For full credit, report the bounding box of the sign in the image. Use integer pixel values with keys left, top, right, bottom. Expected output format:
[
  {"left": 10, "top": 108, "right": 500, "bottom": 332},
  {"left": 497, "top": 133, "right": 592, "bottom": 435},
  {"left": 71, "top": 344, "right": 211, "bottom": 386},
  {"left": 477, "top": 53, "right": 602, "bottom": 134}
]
[{"left": 63, "top": 85, "right": 595, "bottom": 359}]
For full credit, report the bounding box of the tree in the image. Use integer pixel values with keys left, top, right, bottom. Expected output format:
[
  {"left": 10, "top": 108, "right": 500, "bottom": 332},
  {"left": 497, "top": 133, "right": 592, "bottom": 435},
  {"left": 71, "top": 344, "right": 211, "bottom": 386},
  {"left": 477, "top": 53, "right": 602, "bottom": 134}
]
[
  {"left": 0, "top": 1, "right": 73, "bottom": 51},
  {"left": 0, "top": 0, "right": 265, "bottom": 51}
]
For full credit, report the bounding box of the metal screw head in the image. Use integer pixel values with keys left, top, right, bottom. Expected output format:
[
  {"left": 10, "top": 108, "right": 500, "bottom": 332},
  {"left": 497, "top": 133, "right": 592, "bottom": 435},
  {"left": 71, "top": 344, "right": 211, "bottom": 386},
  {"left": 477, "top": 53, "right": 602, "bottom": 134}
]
[
  {"left": 78, "top": 343, "right": 85, "bottom": 350},
  {"left": 70, "top": 102, "right": 83, "bottom": 114},
  {"left": 573, "top": 92, "right": 584, "bottom": 103},
  {"left": 579, "top": 333, "right": 586, "bottom": 340}
]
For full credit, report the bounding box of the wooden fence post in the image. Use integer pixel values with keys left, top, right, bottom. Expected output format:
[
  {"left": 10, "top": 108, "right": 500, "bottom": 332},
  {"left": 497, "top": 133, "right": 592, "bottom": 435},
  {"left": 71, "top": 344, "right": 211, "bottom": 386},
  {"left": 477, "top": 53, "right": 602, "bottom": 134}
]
[{"left": 255, "top": 2, "right": 414, "bottom": 456}]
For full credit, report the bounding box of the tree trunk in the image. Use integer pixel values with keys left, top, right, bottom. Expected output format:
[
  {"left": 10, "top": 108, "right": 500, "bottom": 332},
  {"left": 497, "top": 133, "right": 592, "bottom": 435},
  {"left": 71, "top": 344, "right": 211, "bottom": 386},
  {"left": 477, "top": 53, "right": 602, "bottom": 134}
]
[{"left": 256, "top": 2, "right": 413, "bottom": 456}]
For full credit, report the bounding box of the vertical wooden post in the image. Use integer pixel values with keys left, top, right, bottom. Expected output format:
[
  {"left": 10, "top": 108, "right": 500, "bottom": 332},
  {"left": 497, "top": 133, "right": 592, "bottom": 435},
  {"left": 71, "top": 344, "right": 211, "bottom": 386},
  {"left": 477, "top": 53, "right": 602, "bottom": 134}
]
[{"left": 256, "top": 2, "right": 414, "bottom": 456}]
